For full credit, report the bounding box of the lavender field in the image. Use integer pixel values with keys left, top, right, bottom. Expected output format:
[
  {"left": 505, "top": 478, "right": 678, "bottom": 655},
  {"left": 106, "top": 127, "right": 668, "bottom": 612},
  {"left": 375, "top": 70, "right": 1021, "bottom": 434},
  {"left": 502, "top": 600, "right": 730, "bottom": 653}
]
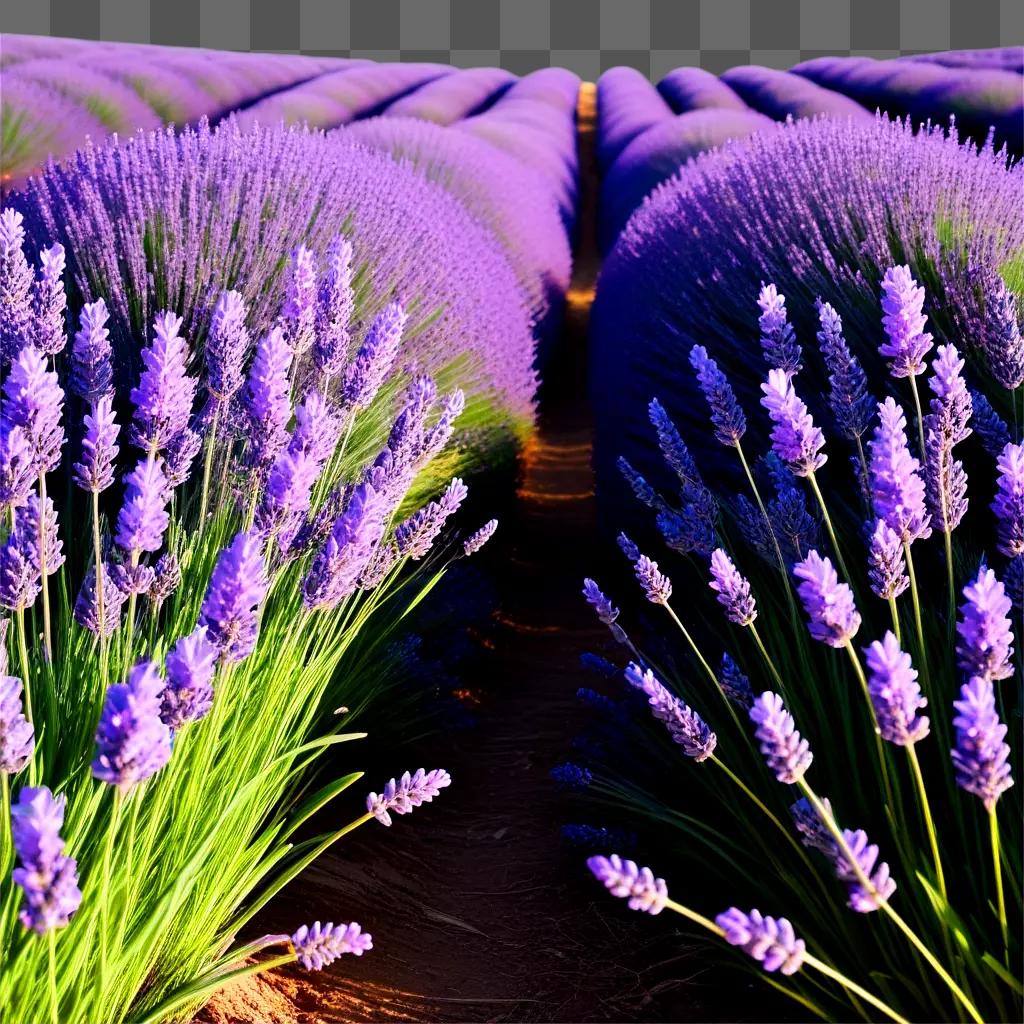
[{"left": 0, "top": 32, "right": 1021, "bottom": 1024}]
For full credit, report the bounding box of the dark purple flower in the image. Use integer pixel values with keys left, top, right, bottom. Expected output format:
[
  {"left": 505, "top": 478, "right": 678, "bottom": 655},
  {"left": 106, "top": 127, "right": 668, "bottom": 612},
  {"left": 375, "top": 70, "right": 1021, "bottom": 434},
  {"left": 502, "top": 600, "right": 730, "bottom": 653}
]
[
  {"left": 634, "top": 554, "right": 672, "bottom": 604},
  {"left": 3, "top": 344, "right": 64, "bottom": 476},
  {"left": 969, "top": 389, "right": 1011, "bottom": 458},
  {"left": 618, "top": 457, "right": 667, "bottom": 512},
  {"left": 867, "top": 519, "right": 908, "bottom": 600},
  {"left": 951, "top": 676, "right": 1014, "bottom": 812},
  {"left": 617, "top": 532, "right": 640, "bottom": 561},
  {"left": 580, "top": 652, "right": 618, "bottom": 679},
  {"left": 720, "top": 653, "right": 753, "bottom": 709},
  {"left": 879, "top": 265, "right": 933, "bottom": 378},
  {"left": 923, "top": 345, "right": 971, "bottom": 535},
  {"left": 244, "top": 325, "right": 293, "bottom": 468},
  {"left": 1005, "top": 554, "right": 1023, "bottom": 615},
  {"left": 993, "top": 442, "right": 1024, "bottom": 557},
  {"left": 980, "top": 277, "right": 1024, "bottom": 391},
  {"left": 149, "top": 552, "right": 181, "bottom": 607},
  {"left": 395, "top": 478, "right": 469, "bottom": 560},
  {"left": 115, "top": 458, "right": 170, "bottom": 556},
  {"left": 198, "top": 531, "right": 268, "bottom": 664},
  {"left": 162, "top": 626, "right": 218, "bottom": 729},
  {"left": 314, "top": 236, "right": 354, "bottom": 379},
  {"left": 0, "top": 208, "right": 33, "bottom": 364},
  {"left": 750, "top": 692, "right": 813, "bottom": 784},
  {"left": 760, "top": 369, "right": 826, "bottom": 477},
  {"left": 716, "top": 908, "right": 805, "bottom": 975},
  {"left": 790, "top": 796, "right": 835, "bottom": 855},
  {"left": 834, "top": 828, "right": 897, "bottom": 913},
  {"left": 551, "top": 763, "right": 593, "bottom": 790},
  {"left": 0, "top": 671, "right": 34, "bottom": 773},
  {"left": 657, "top": 500, "right": 718, "bottom": 559},
  {"left": 793, "top": 550, "right": 861, "bottom": 647},
  {"left": 205, "top": 289, "right": 249, "bottom": 403},
  {"left": 625, "top": 663, "right": 717, "bottom": 761},
  {"left": 689, "top": 345, "right": 746, "bottom": 446},
  {"left": 31, "top": 243, "right": 67, "bottom": 357},
  {"left": 69, "top": 299, "right": 113, "bottom": 404},
  {"left": 868, "top": 398, "right": 931, "bottom": 544},
  {"left": 865, "top": 631, "right": 929, "bottom": 746},
  {"left": 280, "top": 245, "right": 317, "bottom": 356},
  {"left": 0, "top": 534, "right": 40, "bottom": 612},
  {"left": 956, "top": 567, "right": 1014, "bottom": 683},
  {"left": 292, "top": 921, "right": 372, "bottom": 971},
  {"left": 463, "top": 519, "right": 498, "bottom": 556},
  {"left": 11, "top": 786, "right": 82, "bottom": 933},
  {"left": 341, "top": 301, "right": 407, "bottom": 411},
  {"left": 648, "top": 398, "right": 704, "bottom": 492},
  {"left": 815, "top": 300, "right": 873, "bottom": 440},
  {"left": 73, "top": 563, "right": 126, "bottom": 638},
  {"left": 73, "top": 396, "right": 119, "bottom": 494},
  {"left": 130, "top": 311, "right": 197, "bottom": 454},
  {"left": 582, "top": 578, "right": 619, "bottom": 626},
  {"left": 0, "top": 423, "right": 34, "bottom": 514},
  {"left": 587, "top": 854, "right": 667, "bottom": 915},
  {"left": 164, "top": 427, "right": 202, "bottom": 490},
  {"left": 16, "top": 492, "right": 64, "bottom": 578},
  {"left": 92, "top": 660, "right": 172, "bottom": 791},
  {"left": 709, "top": 548, "right": 757, "bottom": 626},
  {"left": 367, "top": 768, "right": 451, "bottom": 826},
  {"left": 758, "top": 284, "right": 802, "bottom": 374},
  {"left": 561, "top": 823, "right": 637, "bottom": 851}
]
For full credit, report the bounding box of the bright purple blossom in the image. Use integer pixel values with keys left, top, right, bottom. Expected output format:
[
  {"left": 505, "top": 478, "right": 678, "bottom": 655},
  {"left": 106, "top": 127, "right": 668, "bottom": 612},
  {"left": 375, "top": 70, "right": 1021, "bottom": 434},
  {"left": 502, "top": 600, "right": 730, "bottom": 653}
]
[
  {"left": 993, "top": 442, "right": 1024, "bottom": 557},
  {"left": 951, "top": 676, "right": 1014, "bottom": 812},
  {"left": 587, "top": 854, "right": 667, "bottom": 915},
  {"left": 0, "top": 423, "right": 34, "bottom": 514},
  {"left": 582, "top": 578, "right": 619, "bottom": 625},
  {"left": 73, "top": 564, "right": 126, "bottom": 638},
  {"left": 716, "top": 908, "right": 805, "bottom": 975},
  {"left": 0, "top": 208, "right": 33, "bottom": 363},
  {"left": 3, "top": 344, "right": 64, "bottom": 476},
  {"left": 244, "top": 326, "right": 293, "bottom": 468},
  {"left": 16, "top": 492, "right": 64, "bottom": 578},
  {"left": 280, "top": 245, "right": 317, "bottom": 356},
  {"left": 816, "top": 300, "right": 873, "bottom": 440},
  {"left": 92, "top": 661, "right": 172, "bottom": 791},
  {"left": 750, "top": 692, "right": 813, "bottom": 784},
  {"left": 292, "top": 921, "right": 372, "bottom": 971},
  {"left": 793, "top": 550, "right": 861, "bottom": 647},
  {"left": 879, "top": 265, "right": 933, "bottom": 378},
  {"left": 69, "top": 299, "right": 113, "bottom": 403},
  {"left": 625, "top": 663, "right": 716, "bottom": 761},
  {"left": 162, "top": 626, "right": 218, "bottom": 729},
  {"left": 198, "top": 532, "right": 268, "bottom": 664},
  {"left": 130, "top": 312, "right": 196, "bottom": 453},
  {"left": 634, "top": 555, "right": 672, "bottom": 604},
  {"left": 257, "top": 448, "right": 322, "bottom": 546},
  {"left": 867, "top": 519, "right": 908, "bottom": 600},
  {"left": 464, "top": 519, "right": 498, "bottom": 556},
  {"left": 834, "top": 828, "right": 897, "bottom": 913},
  {"left": 367, "top": 768, "right": 451, "bottom": 826},
  {"left": 0, "top": 533, "right": 40, "bottom": 612},
  {"left": 31, "top": 244, "right": 67, "bottom": 357},
  {"left": 73, "top": 396, "right": 119, "bottom": 494},
  {"left": 0, "top": 672, "right": 34, "bottom": 774},
  {"left": 109, "top": 560, "right": 155, "bottom": 599},
  {"left": 341, "top": 302, "right": 408, "bottom": 411},
  {"left": 868, "top": 398, "right": 931, "bottom": 544},
  {"left": 689, "top": 345, "right": 746, "bottom": 446},
  {"left": 865, "top": 632, "right": 929, "bottom": 746},
  {"left": 709, "top": 548, "right": 756, "bottom": 626},
  {"left": 395, "top": 478, "right": 468, "bottom": 560},
  {"left": 314, "top": 236, "right": 354, "bottom": 379},
  {"left": 205, "top": 290, "right": 249, "bottom": 403},
  {"left": 115, "top": 458, "right": 170, "bottom": 556},
  {"left": 757, "top": 284, "right": 802, "bottom": 374},
  {"left": 290, "top": 390, "right": 341, "bottom": 469},
  {"left": 760, "top": 369, "right": 826, "bottom": 477},
  {"left": 956, "top": 567, "right": 1014, "bottom": 683}
]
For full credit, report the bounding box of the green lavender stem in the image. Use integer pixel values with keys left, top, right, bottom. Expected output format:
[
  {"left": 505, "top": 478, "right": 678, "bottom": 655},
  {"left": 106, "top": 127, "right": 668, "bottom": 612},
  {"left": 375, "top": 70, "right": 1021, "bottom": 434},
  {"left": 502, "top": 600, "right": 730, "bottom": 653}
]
[
  {"left": 807, "top": 470, "right": 851, "bottom": 583},
  {"left": 36, "top": 474, "right": 52, "bottom": 662},
  {"left": 906, "top": 742, "right": 946, "bottom": 900},
  {"left": 902, "top": 541, "right": 930, "bottom": 690},
  {"left": 990, "top": 810, "right": 1008, "bottom": 967},
  {"left": 198, "top": 402, "right": 223, "bottom": 527},
  {"left": 47, "top": 931, "right": 59, "bottom": 1024}
]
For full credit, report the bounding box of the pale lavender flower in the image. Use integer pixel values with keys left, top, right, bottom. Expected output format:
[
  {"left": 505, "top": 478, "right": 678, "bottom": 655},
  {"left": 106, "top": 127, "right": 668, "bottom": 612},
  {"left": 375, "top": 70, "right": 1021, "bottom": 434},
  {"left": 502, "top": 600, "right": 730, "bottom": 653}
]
[
  {"left": 760, "top": 369, "right": 826, "bottom": 477},
  {"left": 716, "top": 908, "right": 805, "bottom": 975},
  {"left": 981, "top": 277, "right": 1024, "bottom": 391},
  {"left": 969, "top": 389, "right": 1011, "bottom": 458},
  {"left": 73, "top": 396, "right": 119, "bottom": 494},
  {"left": 865, "top": 632, "right": 929, "bottom": 745},
  {"left": 244, "top": 325, "right": 293, "bottom": 468},
  {"left": 198, "top": 532, "right": 268, "bottom": 664},
  {"left": 292, "top": 921, "right": 372, "bottom": 971},
  {"left": 0, "top": 672, "right": 34, "bottom": 773},
  {"left": 115, "top": 458, "right": 170, "bottom": 556},
  {"left": 720, "top": 653, "right": 753, "bottom": 709},
  {"left": 69, "top": 299, "right": 113, "bottom": 403},
  {"left": 834, "top": 828, "right": 897, "bottom": 913},
  {"left": 0, "top": 423, "right": 34, "bottom": 514},
  {"left": 130, "top": 312, "right": 197, "bottom": 453},
  {"left": 280, "top": 245, "right": 317, "bottom": 355},
  {"left": 582, "top": 578, "right": 619, "bottom": 625},
  {"left": 709, "top": 548, "right": 757, "bottom": 626},
  {"left": 3, "top": 344, "right": 64, "bottom": 475},
  {"left": 951, "top": 676, "right": 1014, "bottom": 811},
  {"left": 395, "top": 478, "right": 468, "bottom": 560},
  {"left": 587, "top": 854, "right": 667, "bottom": 915},
  {"left": 815, "top": 300, "right": 873, "bottom": 440},
  {"left": 92, "top": 661, "right": 172, "bottom": 791},
  {"left": 0, "top": 209, "right": 33, "bottom": 363},
  {"left": 149, "top": 552, "right": 181, "bottom": 607},
  {"left": 162, "top": 626, "right": 218, "bottom": 729},
  {"left": 11, "top": 787, "right": 82, "bottom": 933},
  {"left": 868, "top": 398, "right": 931, "bottom": 544},
  {"left": 750, "top": 692, "right": 813, "bottom": 784},
  {"left": 73, "top": 564, "right": 126, "bottom": 638},
  {"left": 367, "top": 768, "right": 451, "bottom": 826},
  {"left": 993, "top": 442, "right": 1024, "bottom": 557},
  {"left": 31, "top": 244, "right": 66, "bottom": 356},
  {"left": 758, "top": 284, "right": 801, "bottom": 374},
  {"left": 205, "top": 289, "right": 249, "bottom": 403},
  {"left": 867, "top": 519, "right": 908, "bottom": 600},
  {"left": 257, "top": 448, "right": 321, "bottom": 546},
  {"left": 108, "top": 560, "right": 155, "bottom": 598},
  {"left": 793, "top": 550, "right": 861, "bottom": 647},
  {"left": 625, "top": 663, "right": 716, "bottom": 761},
  {"left": 879, "top": 265, "right": 933, "bottom": 378},
  {"left": 418, "top": 388, "right": 466, "bottom": 467},
  {"left": 790, "top": 796, "right": 835, "bottom": 855},
  {"left": 341, "top": 302, "right": 408, "bottom": 411},
  {"left": 689, "top": 345, "right": 746, "bottom": 446},
  {"left": 314, "top": 236, "right": 354, "bottom": 379},
  {"left": 0, "top": 534, "right": 40, "bottom": 612},
  {"left": 956, "top": 567, "right": 1014, "bottom": 683},
  {"left": 634, "top": 554, "right": 672, "bottom": 604},
  {"left": 464, "top": 519, "right": 498, "bottom": 556},
  {"left": 165, "top": 427, "right": 202, "bottom": 489}
]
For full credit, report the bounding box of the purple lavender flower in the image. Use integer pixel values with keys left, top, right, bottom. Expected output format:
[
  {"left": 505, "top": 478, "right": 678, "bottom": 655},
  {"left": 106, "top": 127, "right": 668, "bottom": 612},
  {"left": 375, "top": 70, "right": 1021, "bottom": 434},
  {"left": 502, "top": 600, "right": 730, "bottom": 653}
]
[
  {"left": 3, "top": 344, "right": 64, "bottom": 476},
  {"left": 1005, "top": 555, "right": 1024, "bottom": 615},
  {"left": 709, "top": 548, "right": 757, "bottom": 626},
  {"left": 587, "top": 854, "right": 667, "bottom": 915},
  {"left": 868, "top": 398, "right": 931, "bottom": 544},
  {"left": 750, "top": 692, "right": 813, "bottom": 784},
  {"left": 314, "top": 236, "right": 354, "bottom": 379},
  {"left": 1, "top": 671, "right": 34, "bottom": 773},
  {"left": 969, "top": 389, "right": 1011, "bottom": 458},
  {"left": 634, "top": 554, "right": 672, "bottom": 604},
  {"left": 341, "top": 302, "right": 408, "bottom": 411},
  {"left": 464, "top": 519, "right": 498, "bottom": 556},
  {"left": 582, "top": 578, "right": 619, "bottom": 625},
  {"left": 73, "top": 564, "right": 126, "bottom": 638},
  {"left": 257, "top": 448, "right": 322, "bottom": 547},
  {"left": 867, "top": 519, "right": 909, "bottom": 600},
  {"left": 951, "top": 676, "right": 1014, "bottom": 811},
  {"left": 617, "top": 532, "right": 640, "bottom": 561},
  {"left": 0, "top": 534, "right": 41, "bottom": 612},
  {"left": 657, "top": 501, "right": 718, "bottom": 559},
  {"left": 73, "top": 396, "right": 119, "bottom": 494},
  {"left": 618, "top": 457, "right": 667, "bottom": 512},
  {"left": 689, "top": 345, "right": 746, "bottom": 446},
  {"left": 0, "top": 208, "right": 33, "bottom": 363},
  {"left": 16, "top": 493, "right": 64, "bottom": 578},
  {"left": 720, "top": 653, "right": 753, "bottom": 709},
  {"left": 92, "top": 660, "right": 172, "bottom": 790},
  {"left": 993, "top": 442, "right": 1024, "bottom": 557},
  {"left": 879, "top": 265, "right": 933, "bottom": 378},
  {"left": 11, "top": 787, "right": 82, "bottom": 933},
  {"left": 165, "top": 427, "right": 202, "bottom": 489},
  {"left": 205, "top": 290, "right": 249, "bottom": 403},
  {"left": 244, "top": 325, "right": 293, "bottom": 468},
  {"left": 69, "top": 299, "right": 113, "bottom": 403},
  {"left": 835, "top": 828, "right": 897, "bottom": 913},
  {"left": 130, "top": 312, "right": 197, "bottom": 454},
  {"left": 109, "top": 561, "right": 156, "bottom": 599},
  {"left": 292, "top": 921, "right": 372, "bottom": 971},
  {"left": 198, "top": 532, "right": 268, "bottom": 664},
  {"left": 419, "top": 388, "right": 467, "bottom": 467},
  {"left": 980, "top": 277, "right": 1024, "bottom": 391},
  {"left": 290, "top": 390, "right": 342, "bottom": 470},
  {"left": 758, "top": 284, "right": 802, "bottom": 374},
  {"left": 648, "top": 398, "right": 703, "bottom": 491},
  {"left": 580, "top": 652, "right": 618, "bottom": 679},
  {"left": 149, "top": 552, "right": 181, "bottom": 607},
  {"left": 923, "top": 345, "right": 972, "bottom": 534},
  {"left": 115, "top": 458, "right": 170, "bottom": 556},
  {"left": 760, "top": 369, "right": 826, "bottom": 477},
  {"left": 815, "top": 300, "right": 873, "bottom": 440},
  {"left": 716, "top": 908, "right": 805, "bottom": 975},
  {"left": 552, "top": 763, "right": 593, "bottom": 789},
  {"left": 790, "top": 796, "right": 835, "bottom": 855},
  {"left": 865, "top": 632, "right": 929, "bottom": 746},
  {"left": 395, "top": 478, "right": 469, "bottom": 560},
  {"left": 625, "top": 663, "right": 717, "bottom": 761},
  {"left": 0, "top": 423, "right": 34, "bottom": 514},
  {"left": 280, "top": 245, "right": 317, "bottom": 356},
  {"left": 793, "top": 550, "right": 861, "bottom": 648},
  {"left": 162, "top": 626, "right": 218, "bottom": 729},
  {"left": 31, "top": 244, "right": 67, "bottom": 357},
  {"left": 367, "top": 768, "right": 451, "bottom": 826},
  {"left": 956, "top": 567, "right": 1014, "bottom": 683}
]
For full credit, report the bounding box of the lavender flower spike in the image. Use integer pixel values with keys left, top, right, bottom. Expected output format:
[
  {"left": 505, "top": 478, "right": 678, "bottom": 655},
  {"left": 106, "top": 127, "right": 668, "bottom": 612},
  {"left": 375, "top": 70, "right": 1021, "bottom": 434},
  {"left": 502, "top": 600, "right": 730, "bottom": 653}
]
[
  {"left": 280, "top": 245, "right": 317, "bottom": 356},
  {"left": 130, "top": 311, "right": 197, "bottom": 454},
  {"left": 3, "top": 344, "right": 64, "bottom": 476},
  {"left": 367, "top": 768, "right": 451, "bottom": 826},
  {"left": 0, "top": 208, "right": 33, "bottom": 363},
  {"left": 625, "top": 663, "right": 717, "bottom": 760},
  {"left": 11, "top": 787, "right": 82, "bottom": 933},
  {"left": 314, "top": 235, "right": 355, "bottom": 380},
  {"left": 816, "top": 300, "right": 873, "bottom": 440},
  {"left": 689, "top": 345, "right": 746, "bottom": 446},
  {"left": 750, "top": 692, "right": 813, "bottom": 784},
  {"left": 709, "top": 548, "right": 756, "bottom": 626},
  {"left": 32, "top": 243, "right": 67, "bottom": 357},
  {"left": 587, "top": 854, "right": 668, "bottom": 915},
  {"left": 867, "top": 519, "right": 908, "bottom": 600},
  {"left": 199, "top": 532, "right": 269, "bottom": 664},
  {"left": 341, "top": 301, "right": 408, "bottom": 411},
  {"left": 757, "top": 284, "right": 802, "bottom": 374},
  {"left": 720, "top": 653, "right": 753, "bottom": 709},
  {"left": 981, "top": 277, "right": 1024, "bottom": 391},
  {"left": 969, "top": 389, "right": 1010, "bottom": 458},
  {"left": 956, "top": 567, "right": 1014, "bottom": 683},
  {"left": 790, "top": 796, "right": 835, "bottom": 855},
  {"left": 73, "top": 395, "right": 119, "bottom": 494},
  {"left": 206, "top": 290, "right": 249, "bottom": 403},
  {"left": 993, "top": 442, "right": 1024, "bottom": 558},
  {"left": 395, "top": 478, "right": 469, "bottom": 560},
  {"left": 244, "top": 325, "right": 293, "bottom": 468},
  {"left": 115, "top": 457, "right": 170, "bottom": 556},
  {"left": 582, "top": 578, "right": 619, "bottom": 625},
  {"left": 868, "top": 398, "right": 931, "bottom": 544},
  {"left": 0, "top": 423, "right": 34, "bottom": 514},
  {"left": 292, "top": 922, "right": 372, "bottom": 971},
  {"left": 162, "top": 626, "right": 219, "bottom": 729},
  {"left": 793, "top": 550, "right": 861, "bottom": 648},
  {"left": 835, "top": 828, "right": 897, "bottom": 913},
  {"left": 760, "top": 369, "right": 826, "bottom": 477},
  {"left": 951, "top": 676, "right": 1014, "bottom": 812},
  {"left": 634, "top": 554, "right": 673, "bottom": 605},
  {"left": 865, "top": 632, "right": 929, "bottom": 746},
  {"left": 464, "top": 519, "right": 498, "bottom": 556},
  {"left": 73, "top": 564, "right": 126, "bottom": 638},
  {"left": 70, "top": 298, "right": 113, "bottom": 403},
  {"left": 716, "top": 908, "right": 805, "bottom": 975},
  {"left": 0, "top": 671, "right": 34, "bottom": 773},
  {"left": 879, "top": 265, "right": 933, "bottom": 378}
]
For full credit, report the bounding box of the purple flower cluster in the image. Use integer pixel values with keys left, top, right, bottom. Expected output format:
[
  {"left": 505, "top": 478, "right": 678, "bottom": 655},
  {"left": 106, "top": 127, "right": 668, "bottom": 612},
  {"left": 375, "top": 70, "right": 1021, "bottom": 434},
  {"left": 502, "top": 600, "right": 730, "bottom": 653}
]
[
  {"left": 980, "top": 277, "right": 1024, "bottom": 391},
  {"left": 834, "top": 828, "right": 897, "bottom": 913},
  {"left": 280, "top": 246, "right": 317, "bottom": 356},
  {"left": 793, "top": 551, "right": 861, "bottom": 648},
  {"left": 367, "top": 768, "right": 451, "bottom": 826},
  {"left": 1, "top": 670, "right": 34, "bottom": 774},
  {"left": 951, "top": 676, "right": 1014, "bottom": 812},
  {"left": 292, "top": 921, "right": 372, "bottom": 971},
  {"left": 463, "top": 519, "right": 498, "bottom": 556},
  {"left": 587, "top": 854, "right": 668, "bottom": 915},
  {"left": 634, "top": 554, "right": 673, "bottom": 605},
  {"left": 956, "top": 567, "right": 1014, "bottom": 683},
  {"left": 244, "top": 326, "right": 293, "bottom": 469},
  {"left": 73, "top": 396, "right": 120, "bottom": 494},
  {"left": 720, "top": 653, "right": 753, "bottom": 709},
  {"left": 923, "top": 345, "right": 971, "bottom": 535},
  {"left": 879, "top": 265, "right": 933, "bottom": 378},
  {"left": 70, "top": 299, "right": 114, "bottom": 404},
  {"left": 129, "top": 312, "right": 197, "bottom": 454},
  {"left": 868, "top": 398, "right": 931, "bottom": 545},
  {"left": 757, "top": 284, "right": 802, "bottom": 375},
  {"left": 750, "top": 692, "right": 813, "bottom": 784},
  {"left": 115, "top": 458, "right": 170, "bottom": 556},
  {"left": 73, "top": 564, "right": 126, "bottom": 638},
  {"left": 395, "top": 478, "right": 468, "bottom": 560},
  {"left": 716, "top": 908, "right": 805, "bottom": 975},
  {"left": 582, "top": 578, "right": 619, "bottom": 626},
  {"left": 760, "top": 370, "right": 826, "bottom": 477},
  {"left": 205, "top": 290, "right": 249, "bottom": 404},
  {"left": 341, "top": 302, "right": 408, "bottom": 411},
  {"left": 864, "top": 632, "right": 929, "bottom": 746},
  {"left": 689, "top": 345, "right": 746, "bottom": 446},
  {"left": 0, "top": 209, "right": 34, "bottom": 362},
  {"left": 867, "top": 519, "right": 909, "bottom": 600},
  {"left": 993, "top": 443, "right": 1024, "bottom": 557},
  {"left": 815, "top": 300, "right": 873, "bottom": 441},
  {"left": 313, "top": 236, "right": 354, "bottom": 379},
  {"left": 161, "top": 626, "right": 219, "bottom": 730},
  {"left": 196, "top": 531, "right": 268, "bottom": 664},
  {"left": 709, "top": 549, "right": 757, "bottom": 626},
  {"left": 31, "top": 243, "right": 67, "bottom": 357},
  {"left": 0, "top": 495, "right": 65, "bottom": 613},
  {"left": 0, "top": 424, "right": 34, "bottom": 516},
  {"left": 625, "top": 663, "right": 717, "bottom": 761},
  {"left": 3, "top": 344, "right": 64, "bottom": 477}
]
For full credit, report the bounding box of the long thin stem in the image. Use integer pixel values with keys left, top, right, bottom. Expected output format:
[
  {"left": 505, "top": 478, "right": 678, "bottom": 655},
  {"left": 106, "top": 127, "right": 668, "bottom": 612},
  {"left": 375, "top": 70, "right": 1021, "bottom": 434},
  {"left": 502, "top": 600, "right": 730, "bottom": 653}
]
[
  {"left": 807, "top": 470, "right": 851, "bottom": 582},
  {"left": 661, "top": 604, "right": 719, "bottom": 687},
  {"left": 902, "top": 541, "right": 930, "bottom": 690},
  {"left": 843, "top": 641, "right": 897, "bottom": 819},
  {"left": 37, "top": 474, "right": 52, "bottom": 662},
  {"left": 14, "top": 608, "right": 32, "bottom": 727},
  {"left": 91, "top": 487, "right": 109, "bottom": 680},
  {"left": 47, "top": 930, "right": 59, "bottom": 1024},
  {"left": 198, "top": 402, "right": 223, "bottom": 526},
  {"left": 990, "top": 810, "right": 1008, "bottom": 967},
  {"left": 887, "top": 596, "right": 902, "bottom": 645},
  {"left": 908, "top": 374, "right": 928, "bottom": 466},
  {"left": 906, "top": 743, "right": 946, "bottom": 900},
  {"left": 748, "top": 622, "right": 787, "bottom": 693},
  {"left": 99, "top": 791, "right": 123, "bottom": 1001}
]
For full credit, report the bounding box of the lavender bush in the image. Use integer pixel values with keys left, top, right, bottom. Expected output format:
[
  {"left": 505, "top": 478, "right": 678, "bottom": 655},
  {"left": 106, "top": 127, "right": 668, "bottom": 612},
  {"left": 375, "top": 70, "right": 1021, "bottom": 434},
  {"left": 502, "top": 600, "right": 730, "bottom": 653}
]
[
  {"left": 596, "top": 66, "right": 675, "bottom": 173},
  {"left": 383, "top": 66, "right": 517, "bottom": 125}
]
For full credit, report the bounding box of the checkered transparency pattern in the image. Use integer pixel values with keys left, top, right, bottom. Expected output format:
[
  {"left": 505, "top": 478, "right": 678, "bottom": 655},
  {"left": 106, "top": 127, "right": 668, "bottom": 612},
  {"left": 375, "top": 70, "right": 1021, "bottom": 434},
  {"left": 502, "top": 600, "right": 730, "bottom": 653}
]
[{"left": 0, "top": 0, "right": 1018, "bottom": 77}]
